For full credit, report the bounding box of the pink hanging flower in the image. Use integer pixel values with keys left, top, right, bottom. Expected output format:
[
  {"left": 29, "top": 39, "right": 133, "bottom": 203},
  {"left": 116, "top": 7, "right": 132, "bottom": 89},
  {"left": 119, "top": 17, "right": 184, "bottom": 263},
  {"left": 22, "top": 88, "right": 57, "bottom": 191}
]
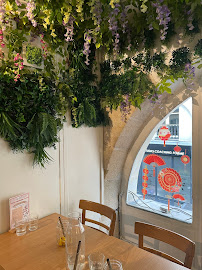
[
  {"left": 13, "top": 53, "right": 24, "bottom": 82},
  {"left": 40, "top": 34, "right": 48, "bottom": 59},
  {"left": 26, "top": 1, "right": 37, "bottom": 27}
]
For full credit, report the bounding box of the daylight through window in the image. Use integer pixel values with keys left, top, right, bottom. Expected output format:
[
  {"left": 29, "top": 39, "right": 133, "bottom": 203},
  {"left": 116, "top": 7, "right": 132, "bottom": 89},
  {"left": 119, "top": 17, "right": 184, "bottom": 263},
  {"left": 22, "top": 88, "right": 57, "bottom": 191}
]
[{"left": 127, "top": 98, "right": 192, "bottom": 223}]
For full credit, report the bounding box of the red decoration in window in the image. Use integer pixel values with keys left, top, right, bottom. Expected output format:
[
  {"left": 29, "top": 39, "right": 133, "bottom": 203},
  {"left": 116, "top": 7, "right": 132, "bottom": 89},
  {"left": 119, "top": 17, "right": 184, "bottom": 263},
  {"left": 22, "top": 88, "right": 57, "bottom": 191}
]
[
  {"left": 158, "top": 168, "right": 182, "bottom": 211},
  {"left": 181, "top": 149, "right": 190, "bottom": 165},
  {"left": 142, "top": 175, "right": 148, "bottom": 181},
  {"left": 142, "top": 165, "right": 149, "bottom": 200},
  {"left": 143, "top": 168, "right": 149, "bottom": 174},
  {"left": 174, "top": 143, "right": 181, "bottom": 152},
  {"left": 158, "top": 126, "right": 171, "bottom": 147},
  {"left": 143, "top": 154, "right": 166, "bottom": 177},
  {"left": 142, "top": 189, "right": 147, "bottom": 195},
  {"left": 173, "top": 194, "right": 185, "bottom": 207},
  {"left": 142, "top": 182, "right": 148, "bottom": 188}
]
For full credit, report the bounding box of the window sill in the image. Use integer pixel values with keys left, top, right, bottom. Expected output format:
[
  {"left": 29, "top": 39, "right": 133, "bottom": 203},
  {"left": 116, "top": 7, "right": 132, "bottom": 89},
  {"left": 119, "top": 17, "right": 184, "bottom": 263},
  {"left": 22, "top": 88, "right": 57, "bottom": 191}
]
[{"left": 127, "top": 194, "right": 192, "bottom": 224}]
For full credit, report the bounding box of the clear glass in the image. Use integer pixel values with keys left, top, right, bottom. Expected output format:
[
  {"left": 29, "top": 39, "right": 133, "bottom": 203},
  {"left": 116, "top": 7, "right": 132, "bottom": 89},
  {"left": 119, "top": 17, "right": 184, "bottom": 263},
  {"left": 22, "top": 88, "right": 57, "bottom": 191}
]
[
  {"left": 56, "top": 219, "right": 69, "bottom": 246},
  {"left": 103, "top": 260, "right": 123, "bottom": 270},
  {"left": 15, "top": 220, "right": 27, "bottom": 236},
  {"left": 28, "top": 215, "right": 39, "bottom": 231},
  {"left": 88, "top": 252, "right": 105, "bottom": 270},
  {"left": 66, "top": 212, "right": 85, "bottom": 270},
  {"left": 127, "top": 98, "right": 193, "bottom": 223}
]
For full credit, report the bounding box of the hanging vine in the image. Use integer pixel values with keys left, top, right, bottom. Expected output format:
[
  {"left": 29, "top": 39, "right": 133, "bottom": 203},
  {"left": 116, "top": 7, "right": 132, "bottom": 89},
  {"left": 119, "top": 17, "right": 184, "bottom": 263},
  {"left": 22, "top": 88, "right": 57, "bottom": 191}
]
[{"left": 0, "top": 0, "right": 201, "bottom": 166}]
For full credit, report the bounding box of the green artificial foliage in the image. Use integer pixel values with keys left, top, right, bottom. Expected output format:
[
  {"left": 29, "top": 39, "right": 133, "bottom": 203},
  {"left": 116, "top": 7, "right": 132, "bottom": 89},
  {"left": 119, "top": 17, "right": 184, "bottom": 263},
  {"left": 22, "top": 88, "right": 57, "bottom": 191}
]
[
  {"left": 26, "top": 45, "right": 43, "bottom": 66},
  {"left": 0, "top": 72, "right": 64, "bottom": 166},
  {"left": 194, "top": 39, "right": 202, "bottom": 57},
  {"left": 0, "top": 0, "right": 201, "bottom": 166},
  {"left": 170, "top": 47, "right": 191, "bottom": 72}
]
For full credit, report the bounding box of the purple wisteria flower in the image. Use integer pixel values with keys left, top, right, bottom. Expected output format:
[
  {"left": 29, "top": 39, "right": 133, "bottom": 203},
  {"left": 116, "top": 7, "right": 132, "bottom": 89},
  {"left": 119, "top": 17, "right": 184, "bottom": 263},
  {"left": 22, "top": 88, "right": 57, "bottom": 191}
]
[
  {"left": 83, "top": 30, "right": 92, "bottom": 65},
  {"left": 184, "top": 63, "right": 195, "bottom": 90},
  {"left": 149, "top": 93, "right": 164, "bottom": 113},
  {"left": 108, "top": 3, "right": 120, "bottom": 54},
  {"left": 93, "top": 0, "right": 102, "bottom": 28},
  {"left": 120, "top": 7, "right": 132, "bottom": 51},
  {"left": 26, "top": 1, "right": 37, "bottom": 27},
  {"left": 120, "top": 94, "right": 131, "bottom": 122},
  {"left": 187, "top": 9, "right": 194, "bottom": 31},
  {"left": 63, "top": 16, "right": 74, "bottom": 42},
  {"left": 91, "top": 0, "right": 103, "bottom": 44},
  {"left": 152, "top": 0, "right": 171, "bottom": 40}
]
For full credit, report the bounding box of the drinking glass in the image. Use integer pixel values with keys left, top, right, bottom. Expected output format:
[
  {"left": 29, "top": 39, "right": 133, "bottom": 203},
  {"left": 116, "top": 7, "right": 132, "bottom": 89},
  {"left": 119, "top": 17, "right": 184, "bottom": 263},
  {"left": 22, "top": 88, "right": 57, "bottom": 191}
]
[
  {"left": 88, "top": 252, "right": 105, "bottom": 270},
  {"left": 66, "top": 212, "right": 85, "bottom": 270},
  {"left": 15, "top": 219, "right": 27, "bottom": 236},
  {"left": 103, "top": 260, "right": 123, "bottom": 270},
  {"left": 28, "top": 215, "right": 39, "bottom": 231}
]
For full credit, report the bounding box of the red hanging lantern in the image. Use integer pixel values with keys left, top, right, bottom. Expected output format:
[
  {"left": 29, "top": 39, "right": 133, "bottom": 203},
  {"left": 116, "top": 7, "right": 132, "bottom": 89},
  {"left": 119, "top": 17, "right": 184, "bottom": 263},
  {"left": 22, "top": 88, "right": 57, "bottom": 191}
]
[
  {"left": 143, "top": 154, "right": 166, "bottom": 177},
  {"left": 142, "top": 182, "right": 148, "bottom": 188},
  {"left": 174, "top": 143, "right": 181, "bottom": 152},
  {"left": 181, "top": 149, "right": 190, "bottom": 165},
  {"left": 142, "top": 165, "right": 149, "bottom": 200},
  {"left": 143, "top": 168, "right": 149, "bottom": 174},
  {"left": 158, "top": 126, "right": 171, "bottom": 147}
]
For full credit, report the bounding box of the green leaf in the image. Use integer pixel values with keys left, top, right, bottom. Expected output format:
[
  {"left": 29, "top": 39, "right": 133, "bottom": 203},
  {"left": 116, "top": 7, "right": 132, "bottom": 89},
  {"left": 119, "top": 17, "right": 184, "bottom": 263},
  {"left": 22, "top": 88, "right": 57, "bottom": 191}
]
[
  {"left": 57, "top": 12, "right": 63, "bottom": 24},
  {"left": 152, "top": 22, "right": 159, "bottom": 30},
  {"left": 197, "top": 64, "right": 202, "bottom": 69}
]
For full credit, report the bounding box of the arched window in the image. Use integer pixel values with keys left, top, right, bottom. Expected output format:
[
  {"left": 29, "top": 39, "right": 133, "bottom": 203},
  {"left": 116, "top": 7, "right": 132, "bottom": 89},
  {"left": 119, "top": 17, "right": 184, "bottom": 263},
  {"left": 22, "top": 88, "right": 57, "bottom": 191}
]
[{"left": 127, "top": 98, "right": 192, "bottom": 223}]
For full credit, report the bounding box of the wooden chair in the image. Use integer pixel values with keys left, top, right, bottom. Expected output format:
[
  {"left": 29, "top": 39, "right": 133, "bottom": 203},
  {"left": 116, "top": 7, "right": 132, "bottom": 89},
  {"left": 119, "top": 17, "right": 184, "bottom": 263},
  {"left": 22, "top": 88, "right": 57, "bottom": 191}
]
[
  {"left": 79, "top": 200, "right": 116, "bottom": 236},
  {"left": 135, "top": 221, "right": 195, "bottom": 269}
]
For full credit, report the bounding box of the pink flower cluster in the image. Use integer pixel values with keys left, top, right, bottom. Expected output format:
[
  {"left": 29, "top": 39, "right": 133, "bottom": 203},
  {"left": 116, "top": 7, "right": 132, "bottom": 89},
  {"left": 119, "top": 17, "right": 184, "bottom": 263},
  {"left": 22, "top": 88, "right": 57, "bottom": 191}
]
[
  {"left": 0, "top": 29, "right": 5, "bottom": 47},
  {"left": 63, "top": 16, "right": 74, "bottom": 42},
  {"left": 0, "top": 0, "right": 5, "bottom": 24},
  {"left": 13, "top": 53, "right": 24, "bottom": 82},
  {"left": 15, "top": 0, "right": 21, "bottom": 6},
  {"left": 0, "top": 29, "right": 4, "bottom": 58},
  {"left": 40, "top": 34, "right": 48, "bottom": 59},
  {"left": 26, "top": 1, "right": 37, "bottom": 27}
]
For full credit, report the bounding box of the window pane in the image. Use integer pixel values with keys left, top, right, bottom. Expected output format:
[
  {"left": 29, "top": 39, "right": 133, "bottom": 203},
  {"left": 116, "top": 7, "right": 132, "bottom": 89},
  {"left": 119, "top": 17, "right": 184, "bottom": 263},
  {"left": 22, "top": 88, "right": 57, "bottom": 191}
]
[{"left": 127, "top": 98, "right": 192, "bottom": 223}]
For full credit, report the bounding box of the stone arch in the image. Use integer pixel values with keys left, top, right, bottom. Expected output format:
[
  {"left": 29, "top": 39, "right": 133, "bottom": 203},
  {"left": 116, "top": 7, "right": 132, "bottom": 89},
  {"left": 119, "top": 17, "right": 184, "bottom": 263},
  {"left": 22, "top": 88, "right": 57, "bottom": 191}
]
[{"left": 104, "top": 69, "right": 202, "bottom": 238}]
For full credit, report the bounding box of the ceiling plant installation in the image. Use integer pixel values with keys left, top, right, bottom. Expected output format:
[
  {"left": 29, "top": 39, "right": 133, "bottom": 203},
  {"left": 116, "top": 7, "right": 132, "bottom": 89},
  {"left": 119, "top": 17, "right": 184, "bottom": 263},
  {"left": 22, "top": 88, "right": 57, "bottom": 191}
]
[{"left": 0, "top": 0, "right": 201, "bottom": 166}]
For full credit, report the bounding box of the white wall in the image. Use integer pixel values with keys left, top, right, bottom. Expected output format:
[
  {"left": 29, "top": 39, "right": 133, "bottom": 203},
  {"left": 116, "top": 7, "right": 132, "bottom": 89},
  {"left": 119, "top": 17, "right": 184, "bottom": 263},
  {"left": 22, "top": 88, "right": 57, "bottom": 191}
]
[
  {"left": 0, "top": 117, "right": 103, "bottom": 233},
  {"left": 0, "top": 140, "right": 60, "bottom": 233},
  {"left": 60, "top": 116, "right": 103, "bottom": 217}
]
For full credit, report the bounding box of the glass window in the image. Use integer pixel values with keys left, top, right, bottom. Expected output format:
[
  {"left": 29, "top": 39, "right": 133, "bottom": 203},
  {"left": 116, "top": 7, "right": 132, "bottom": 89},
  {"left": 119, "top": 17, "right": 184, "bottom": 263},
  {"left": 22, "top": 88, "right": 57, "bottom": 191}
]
[{"left": 127, "top": 98, "right": 192, "bottom": 223}]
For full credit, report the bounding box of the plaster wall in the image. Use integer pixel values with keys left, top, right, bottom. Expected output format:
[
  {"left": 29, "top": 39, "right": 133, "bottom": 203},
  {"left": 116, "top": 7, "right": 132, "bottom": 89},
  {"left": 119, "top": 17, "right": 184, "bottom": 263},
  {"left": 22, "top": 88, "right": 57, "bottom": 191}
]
[
  {"left": 0, "top": 117, "right": 103, "bottom": 233},
  {"left": 60, "top": 116, "right": 103, "bottom": 216},
  {"left": 0, "top": 142, "right": 60, "bottom": 233}
]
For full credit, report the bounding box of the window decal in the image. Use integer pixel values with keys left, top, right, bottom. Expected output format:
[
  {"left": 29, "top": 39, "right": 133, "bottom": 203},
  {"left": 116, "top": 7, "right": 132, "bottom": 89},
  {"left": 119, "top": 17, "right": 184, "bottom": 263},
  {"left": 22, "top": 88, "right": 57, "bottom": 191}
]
[
  {"left": 127, "top": 98, "right": 192, "bottom": 223},
  {"left": 158, "top": 126, "right": 171, "bottom": 147},
  {"left": 143, "top": 154, "right": 166, "bottom": 177},
  {"left": 158, "top": 168, "right": 182, "bottom": 211},
  {"left": 142, "top": 166, "right": 149, "bottom": 199}
]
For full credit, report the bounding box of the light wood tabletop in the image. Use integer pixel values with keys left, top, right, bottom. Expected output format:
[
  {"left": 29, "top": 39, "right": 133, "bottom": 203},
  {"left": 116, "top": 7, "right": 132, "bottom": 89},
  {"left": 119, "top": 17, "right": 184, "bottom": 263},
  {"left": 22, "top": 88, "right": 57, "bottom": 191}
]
[{"left": 0, "top": 213, "right": 187, "bottom": 270}]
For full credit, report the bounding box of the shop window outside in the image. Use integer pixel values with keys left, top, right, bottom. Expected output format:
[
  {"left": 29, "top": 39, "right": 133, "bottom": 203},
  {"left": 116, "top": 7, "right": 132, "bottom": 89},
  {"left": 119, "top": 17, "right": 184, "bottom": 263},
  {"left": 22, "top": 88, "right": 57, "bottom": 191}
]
[{"left": 127, "top": 98, "right": 192, "bottom": 223}]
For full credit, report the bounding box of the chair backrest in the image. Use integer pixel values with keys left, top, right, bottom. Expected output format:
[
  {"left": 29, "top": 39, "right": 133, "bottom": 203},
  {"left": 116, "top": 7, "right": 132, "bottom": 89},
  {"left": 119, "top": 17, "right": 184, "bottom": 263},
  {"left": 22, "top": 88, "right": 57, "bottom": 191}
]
[
  {"left": 135, "top": 221, "right": 195, "bottom": 269},
  {"left": 79, "top": 200, "right": 116, "bottom": 236}
]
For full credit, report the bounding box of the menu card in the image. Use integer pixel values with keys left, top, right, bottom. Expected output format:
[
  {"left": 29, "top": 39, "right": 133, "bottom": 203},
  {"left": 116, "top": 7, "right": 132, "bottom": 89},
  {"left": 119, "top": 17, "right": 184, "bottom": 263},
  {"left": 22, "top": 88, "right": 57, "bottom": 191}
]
[{"left": 9, "top": 193, "right": 30, "bottom": 230}]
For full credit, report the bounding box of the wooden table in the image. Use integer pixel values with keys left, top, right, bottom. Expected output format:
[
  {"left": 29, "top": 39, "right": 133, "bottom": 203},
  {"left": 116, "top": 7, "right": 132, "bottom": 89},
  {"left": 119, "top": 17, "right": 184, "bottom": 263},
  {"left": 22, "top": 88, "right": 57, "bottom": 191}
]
[{"left": 0, "top": 213, "right": 187, "bottom": 270}]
